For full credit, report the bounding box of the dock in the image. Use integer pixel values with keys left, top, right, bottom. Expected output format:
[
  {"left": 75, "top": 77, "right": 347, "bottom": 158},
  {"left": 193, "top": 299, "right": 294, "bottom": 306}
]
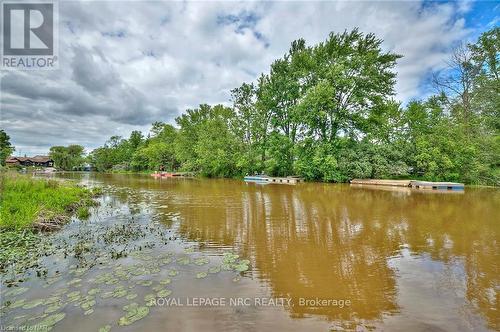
[
  {"left": 151, "top": 172, "right": 194, "bottom": 178},
  {"left": 350, "top": 179, "right": 464, "bottom": 191},
  {"left": 350, "top": 179, "right": 412, "bottom": 187},
  {"left": 409, "top": 181, "right": 464, "bottom": 190},
  {"left": 244, "top": 175, "right": 303, "bottom": 185}
]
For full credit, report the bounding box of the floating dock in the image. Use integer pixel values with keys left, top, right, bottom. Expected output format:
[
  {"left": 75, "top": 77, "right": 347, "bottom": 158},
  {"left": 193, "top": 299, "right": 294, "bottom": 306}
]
[
  {"left": 244, "top": 175, "right": 303, "bottom": 185},
  {"left": 151, "top": 172, "right": 193, "bottom": 178},
  {"left": 350, "top": 179, "right": 464, "bottom": 191},
  {"left": 409, "top": 181, "right": 464, "bottom": 191},
  {"left": 350, "top": 179, "right": 412, "bottom": 187}
]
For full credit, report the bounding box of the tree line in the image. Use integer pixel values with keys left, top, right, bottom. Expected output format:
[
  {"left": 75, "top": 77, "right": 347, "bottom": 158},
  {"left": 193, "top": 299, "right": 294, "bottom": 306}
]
[
  {"left": 89, "top": 28, "right": 499, "bottom": 185},
  {"left": 3, "top": 28, "right": 497, "bottom": 185}
]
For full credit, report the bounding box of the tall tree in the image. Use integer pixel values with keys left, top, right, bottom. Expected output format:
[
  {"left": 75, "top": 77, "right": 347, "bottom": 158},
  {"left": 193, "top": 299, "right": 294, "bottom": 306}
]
[
  {"left": 49, "top": 145, "right": 85, "bottom": 170},
  {"left": 0, "top": 130, "right": 15, "bottom": 166}
]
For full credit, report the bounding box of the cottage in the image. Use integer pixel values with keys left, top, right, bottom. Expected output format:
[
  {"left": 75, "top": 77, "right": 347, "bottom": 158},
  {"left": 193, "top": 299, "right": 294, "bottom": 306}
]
[{"left": 5, "top": 155, "right": 54, "bottom": 168}]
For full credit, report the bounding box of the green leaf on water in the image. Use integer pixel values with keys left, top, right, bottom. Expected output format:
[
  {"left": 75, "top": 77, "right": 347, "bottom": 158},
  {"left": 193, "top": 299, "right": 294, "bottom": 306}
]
[
  {"left": 161, "top": 257, "right": 172, "bottom": 265},
  {"left": 67, "top": 278, "right": 82, "bottom": 286},
  {"left": 10, "top": 299, "right": 26, "bottom": 308},
  {"left": 101, "top": 291, "right": 113, "bottom": 299},
  {"left": 176, "top": 257, "right": 190, "bottom": 265},
  {"left": 193, "top": 257, "right": 209, "bottom": 266},
  {"left": 152, "top": 284, "right": 163, "bottom": 291},
  {"left": 126, "top": 293, "right": 137, "bottom": 300},
  {"left": 22, "top": 299, "right": 44, "bottom": 309},
  {"left": 5, "top": 287, "right": 28, "bottom": 297},
  {"left": 157, "top": 289, "right": 172, "bottom": 297},
  {"left": 98, "top": 325, "right": 111, "bottom": 332},
  {"left": 118, "top": 305, "right": 149, "bottom": 326},
  {"left": 88, "top": 288, "right": 101, "bottom": 296},
  {"left": 222, "top": 253, "right": 239, "bottom": 264},
  {"left": 43, "top": 296, "right": 61, "bottom": 305},
  {"left": 159, "top": 278, "right": 171, "bottom": 285},
  {"left": 233, "top": 263, "right": 249, "bottom": 272},
  {"left": 123, "top": 302, "right": 139, "bottom": 311},
  {"left": 67, "top": 291, "right": 81, "bottom": 298},
  {"left": 45, "top": 303, "right": 64, "bottom": 314},
  {"left": 38, "top": 312, "right": 66, "bottom": 328},
  {"left": 144, "top": 294, "right": 156, "bottom": 307},
  {"left": 81, "top": 299, "right": 96, "bottom": 311},
  {"left": 168, "top": 269, "right": 178, "bottom": 277},
  {"left": 84, "top": 309, "right": 94, "bottom": 315},
  {"left": 196, "top": 272, "right": 207, "bottom": 279},
  {"left": 136, "top": 280, "right": 153, "bottom": 287},
  {"left": 208, "top": 266, "right": 221, "bottom": 274}
]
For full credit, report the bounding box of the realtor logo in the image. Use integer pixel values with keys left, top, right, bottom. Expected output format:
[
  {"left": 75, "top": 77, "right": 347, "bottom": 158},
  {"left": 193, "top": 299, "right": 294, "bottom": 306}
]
[{"left": 1, "top": 1, "right": 58, "bottom": 70}]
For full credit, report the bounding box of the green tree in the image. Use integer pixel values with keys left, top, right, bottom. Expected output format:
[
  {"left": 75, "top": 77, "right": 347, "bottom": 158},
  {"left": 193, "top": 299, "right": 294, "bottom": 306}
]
[
  {"left": 0, "top": 130, "right": 15, "bottom": 166},
  {"left": 49, "top": 145, "right": 85, "bottom": 170}
]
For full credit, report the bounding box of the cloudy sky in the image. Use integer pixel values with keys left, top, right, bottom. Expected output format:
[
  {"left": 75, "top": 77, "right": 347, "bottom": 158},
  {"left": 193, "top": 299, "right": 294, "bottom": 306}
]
[{"left": 1, "top": 0, "right": 498, "bottom": 156}]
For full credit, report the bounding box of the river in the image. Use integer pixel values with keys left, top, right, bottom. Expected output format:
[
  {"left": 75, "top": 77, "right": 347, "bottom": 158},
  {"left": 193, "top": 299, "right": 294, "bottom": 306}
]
[{"left": 1, "top": 173, "right": 498, "bottom": 331}]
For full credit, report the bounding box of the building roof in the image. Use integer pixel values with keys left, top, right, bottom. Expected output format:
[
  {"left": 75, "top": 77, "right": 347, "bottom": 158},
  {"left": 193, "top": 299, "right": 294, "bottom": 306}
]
[{"left": 6, "top": 156, "right": 53, "bottom": 163}]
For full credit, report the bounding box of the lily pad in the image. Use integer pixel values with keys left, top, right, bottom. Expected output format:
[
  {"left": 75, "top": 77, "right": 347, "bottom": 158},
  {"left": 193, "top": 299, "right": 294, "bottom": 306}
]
[
  {"left": 101, "top": 291, "right": 114, "bottom": 299},
  {"left": 159, "top": 278, "right": 171, "bottom": 285},
  {"left": 118, "top": 304, "right": 149, "bottom": 326},
  {"left": 144, "top": 294, "right": 156, "bottom": 306},
  {"left": 136, "top": 280, "right": 153, "bottom": 287},
  {"left": 196, "top": 272, "right": 208, "bottom": 279},
  {"left": 10, "top": 299, "right": 26, "bottom": 308},
  {"left": 81, "top": 299, "right": 96, "bottom": 311},
  {"left": 98, "top": 325, "right": 111, "bottom": 332},
  {"left": 45, "top": 303, "right": 64, "bottom": 314},
  {"left": 43, "top": 296, "right": 61, "bottom": 305},
  {"left": 38, "top": 312, "right": 66, "bottom": 329},
  {"left": 176, "top": 257, "right": 190, "bottom": 265},
  {"left": 67, "top": 290, "right": 81, "bottom": 298},
  {"left": 88, "top": 288, "right": 101, "bottom": 295},
  {"left": 152, "top": 284, "right": 163, "bottom": 292},
  {"left": 157, "top": 289, "right": 172, "bottom": 297},
  {"left": 22, "top": 299, "right": 45, "bottom": 309},
  {"left": 168, "top": 269, "right": 178, "bottom": 277},
  {"left": 233, "top": 262, "right": 249, "bottom": 272},
  {"left": 222, "top": 253, "right": 239, "bottom": 264},
  {"left": 67, "top": 278, "right": 82, "bottom": 286},
  {"left": 161, "top": 258, "right": 172, "bottom": 265},
  {"left": 193, "top": 257, "right": 209, "bottom": 266},
  {"left": 126, "top": 293, "right": 137, "bottom": 300},
  {"left": 5, "top": 287, "right": 28, "bottom": 297},
  {"left": 208, "top": 266, "right": 221, "bottom": 274}
]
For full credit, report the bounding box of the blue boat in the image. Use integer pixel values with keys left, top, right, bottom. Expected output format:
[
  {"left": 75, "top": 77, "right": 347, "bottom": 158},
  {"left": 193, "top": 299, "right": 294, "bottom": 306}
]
[{"left": 244, "top": 175, "right": 270, "bottom": 183}]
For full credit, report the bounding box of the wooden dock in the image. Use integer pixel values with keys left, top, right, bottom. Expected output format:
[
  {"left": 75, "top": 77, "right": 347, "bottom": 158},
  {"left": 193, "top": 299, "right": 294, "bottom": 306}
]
[
  {"left": 350, "top": 179, "right": 412, "bottom": 187},
  {"left": 151, "top": 172, "right": 194, "bottom": 178},
  {"left": 350, "top": 179, "right": 464, "bottom": 191},
  {"left": 244, "top": 175, "right": 303, "bottom": 185}
]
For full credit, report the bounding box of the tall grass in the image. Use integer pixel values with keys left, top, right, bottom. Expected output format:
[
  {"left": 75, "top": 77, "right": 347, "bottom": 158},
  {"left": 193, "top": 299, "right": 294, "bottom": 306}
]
[{"left": 0, "top": 173, "right": 94, "bottom": 230}]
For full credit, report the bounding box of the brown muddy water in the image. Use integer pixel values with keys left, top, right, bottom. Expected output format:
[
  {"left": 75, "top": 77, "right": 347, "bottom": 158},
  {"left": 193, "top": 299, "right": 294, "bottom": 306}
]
[{"left": 1, "top": 173, "right": 499, "bottom": 332}]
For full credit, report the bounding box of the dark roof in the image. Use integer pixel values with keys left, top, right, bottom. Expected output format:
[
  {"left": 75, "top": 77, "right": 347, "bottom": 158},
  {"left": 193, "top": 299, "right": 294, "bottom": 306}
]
[{"left": 6, "top": 156, "right": 53, "bottom": 163}]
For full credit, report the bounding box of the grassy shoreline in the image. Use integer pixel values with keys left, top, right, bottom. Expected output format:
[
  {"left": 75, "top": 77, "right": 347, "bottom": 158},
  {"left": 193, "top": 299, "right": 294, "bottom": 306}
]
[
  {"left": 0, "top": 173, "right": 101, "bottom": 272},
  {"left": 0, "top": 173, "right": 100, "bottom": 230}
]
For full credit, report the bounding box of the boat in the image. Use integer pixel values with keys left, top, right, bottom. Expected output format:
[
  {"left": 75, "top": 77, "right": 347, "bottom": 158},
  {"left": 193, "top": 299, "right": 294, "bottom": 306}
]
[{"left": 244, "top": 175, "right": 270, "bottom": 183}]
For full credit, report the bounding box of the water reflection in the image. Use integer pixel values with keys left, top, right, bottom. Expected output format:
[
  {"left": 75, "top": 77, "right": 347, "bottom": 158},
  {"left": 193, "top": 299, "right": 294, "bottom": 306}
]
[{"left": 61, "top": 174, "right": 499, "bottom": 330}]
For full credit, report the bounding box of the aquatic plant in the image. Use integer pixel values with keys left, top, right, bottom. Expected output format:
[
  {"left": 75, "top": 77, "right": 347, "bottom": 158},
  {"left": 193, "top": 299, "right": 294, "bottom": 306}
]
[{"left": 118, "top": 303, "right": 149, "bottom": 326}]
